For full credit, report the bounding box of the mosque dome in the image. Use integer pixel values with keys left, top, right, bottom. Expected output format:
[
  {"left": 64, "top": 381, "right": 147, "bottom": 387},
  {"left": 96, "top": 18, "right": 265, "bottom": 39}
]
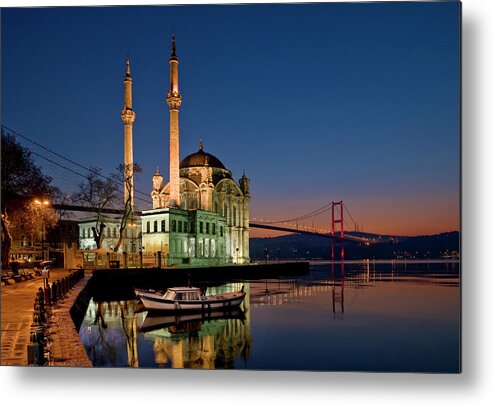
[{"left": 180, "top": 143, "right": 226, "bottom": 170}]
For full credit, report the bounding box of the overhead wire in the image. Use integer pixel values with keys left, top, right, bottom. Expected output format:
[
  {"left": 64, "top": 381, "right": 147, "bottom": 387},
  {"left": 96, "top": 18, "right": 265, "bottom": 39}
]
[
  {"left": 1, "top": 124, "right": 151, "bottom": 199},
  {"left": 28, "top": 149, "right": 152, "bottom": 205}
]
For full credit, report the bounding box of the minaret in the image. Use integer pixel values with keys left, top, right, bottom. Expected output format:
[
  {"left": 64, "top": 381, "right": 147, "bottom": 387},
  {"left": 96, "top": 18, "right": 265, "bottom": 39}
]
[
  {"left": 166, "top": 33, "right": 182, "bottom": 208},
  {"left": 121, "top": 57, "right": 136, "bottom": 211}
]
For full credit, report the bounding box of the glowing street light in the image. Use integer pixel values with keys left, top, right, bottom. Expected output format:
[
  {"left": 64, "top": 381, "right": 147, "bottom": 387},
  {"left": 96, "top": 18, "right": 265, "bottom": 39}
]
[{"left": 34, "top": 198, "right": 51, "bottom": 260}]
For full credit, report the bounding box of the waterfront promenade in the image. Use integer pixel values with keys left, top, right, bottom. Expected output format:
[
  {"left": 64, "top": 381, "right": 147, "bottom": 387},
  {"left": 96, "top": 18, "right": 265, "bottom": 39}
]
[{"left": 1, "top": 268, "right": 88, "bottom": 366}]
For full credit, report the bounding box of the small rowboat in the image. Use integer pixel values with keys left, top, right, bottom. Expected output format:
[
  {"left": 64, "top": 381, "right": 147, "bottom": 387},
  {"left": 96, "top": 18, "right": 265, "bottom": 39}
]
[{"left": 134, "top": 286, "right": 246, "bottom": 312}]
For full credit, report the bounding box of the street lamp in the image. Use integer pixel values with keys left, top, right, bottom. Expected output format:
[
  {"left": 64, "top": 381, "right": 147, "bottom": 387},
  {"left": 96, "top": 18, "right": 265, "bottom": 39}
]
[{"left": 34, "top": 199, "right": 50, "bottom": 261}]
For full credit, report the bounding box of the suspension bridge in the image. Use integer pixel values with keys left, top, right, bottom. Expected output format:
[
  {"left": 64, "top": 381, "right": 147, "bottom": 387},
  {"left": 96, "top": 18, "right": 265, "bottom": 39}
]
[{"left": 3, "top": 125, "right": 375, "bottom": 259}]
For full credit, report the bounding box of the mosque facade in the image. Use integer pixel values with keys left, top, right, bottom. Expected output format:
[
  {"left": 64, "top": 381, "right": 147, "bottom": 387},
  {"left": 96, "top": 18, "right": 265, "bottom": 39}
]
[
  {"left": 141, "top": 35, "right": 250, "bottom": 266},
  {"left": 77, "top": 35, "right": 250, "bottom": 267}
]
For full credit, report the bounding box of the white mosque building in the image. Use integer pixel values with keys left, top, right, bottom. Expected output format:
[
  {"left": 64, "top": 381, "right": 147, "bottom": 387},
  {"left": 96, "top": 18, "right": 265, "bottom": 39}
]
[
  {"left": 141, "top": 35, "right": 251, "bottom": 266},
  {"left": 78, "top": 34, "right": 250, "bottom": 267}
]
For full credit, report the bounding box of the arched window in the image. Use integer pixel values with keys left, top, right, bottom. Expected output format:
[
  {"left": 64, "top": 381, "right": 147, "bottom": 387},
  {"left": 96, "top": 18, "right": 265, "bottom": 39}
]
[
  {"left": 146, "top": 221, "right": 150, "bottom": 233},
  {"left": 154, "top": 221, "right": 158, "bottom": 232},
  {"left": 161, "top": 220, "right": 165, "bottom": 232}
]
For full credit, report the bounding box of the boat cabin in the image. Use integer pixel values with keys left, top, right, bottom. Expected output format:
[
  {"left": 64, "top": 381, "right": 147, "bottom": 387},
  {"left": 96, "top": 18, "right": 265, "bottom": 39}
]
[{"left": 163, "top": 287, "right": 202, "bottom": 301}]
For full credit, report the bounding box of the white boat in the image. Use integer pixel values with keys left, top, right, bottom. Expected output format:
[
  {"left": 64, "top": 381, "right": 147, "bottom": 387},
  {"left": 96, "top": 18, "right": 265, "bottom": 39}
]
[{"left": 134, "top": 286, "right": 246, "bottom": 312}]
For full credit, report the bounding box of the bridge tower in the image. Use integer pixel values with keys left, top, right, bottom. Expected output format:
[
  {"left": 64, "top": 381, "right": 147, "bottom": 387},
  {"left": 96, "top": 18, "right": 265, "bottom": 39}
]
[
  {"left": 331, "top": 201, "right": 345, "bottom": 260},
  {"left": 166, "top": 33, "right": 182, "bottom": 208},
  {"left": 121, "top": 57, "right": 136, "bottom": 211}
]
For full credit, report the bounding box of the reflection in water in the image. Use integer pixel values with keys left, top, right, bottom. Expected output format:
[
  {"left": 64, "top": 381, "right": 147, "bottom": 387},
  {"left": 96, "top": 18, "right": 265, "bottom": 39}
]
[
  {"left": 80, "top": 283, "right": 253, "bottom": 369},
  {"left": 79, "top": 261, "right": 460, "bottom": 371},
  {"left": 81, "top": 300, "right": 144, "bottom": 367},
  {"left": 143, "top": 284, "right": 252, "bottom": 369},
  {"left": 332, "top": 262, "right": 344, "bottom": 318},
  {"left": 146, "top": 308, "right": 251, "bottom": 369}
]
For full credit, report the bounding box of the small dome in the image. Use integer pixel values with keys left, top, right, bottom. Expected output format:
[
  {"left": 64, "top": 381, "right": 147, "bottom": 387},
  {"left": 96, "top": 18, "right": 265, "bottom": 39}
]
[{"left": 180, "top": 144, "right": 226, "bottom": 170}]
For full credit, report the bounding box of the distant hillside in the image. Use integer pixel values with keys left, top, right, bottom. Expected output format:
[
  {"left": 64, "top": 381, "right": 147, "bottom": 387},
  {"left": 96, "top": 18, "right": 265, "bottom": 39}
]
[{"left": 249, "top": 231, "right": 459, "bottom": 260}]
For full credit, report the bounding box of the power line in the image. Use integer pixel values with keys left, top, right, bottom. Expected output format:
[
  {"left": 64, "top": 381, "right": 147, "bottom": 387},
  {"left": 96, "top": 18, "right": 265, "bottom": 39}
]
[
  {"left": 29, "top": 150, "right": 152, "bottom": 205},
  {"left": 1, "top": 124, "right": 151, "bottom": 199}
]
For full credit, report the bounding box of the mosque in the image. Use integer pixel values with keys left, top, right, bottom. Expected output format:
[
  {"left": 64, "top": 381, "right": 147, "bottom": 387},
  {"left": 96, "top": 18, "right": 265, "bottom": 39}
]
[{"left": 124, "top": 35, "right": 250, "bottom": 266}]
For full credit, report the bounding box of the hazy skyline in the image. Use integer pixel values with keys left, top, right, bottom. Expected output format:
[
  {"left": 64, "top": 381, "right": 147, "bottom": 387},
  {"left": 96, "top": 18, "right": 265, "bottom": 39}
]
[{"left": 1, "top": 2, "right": 460, "bottom": 236}]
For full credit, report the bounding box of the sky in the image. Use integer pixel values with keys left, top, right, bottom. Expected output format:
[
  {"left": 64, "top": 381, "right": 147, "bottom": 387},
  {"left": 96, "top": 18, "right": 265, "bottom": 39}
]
[{"left": 1, "top": 1, "right": 461, "bottom": 237}]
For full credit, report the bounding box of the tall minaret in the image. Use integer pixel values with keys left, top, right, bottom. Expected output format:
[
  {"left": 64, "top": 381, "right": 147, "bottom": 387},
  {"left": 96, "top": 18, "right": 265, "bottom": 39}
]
[
  {"left": 121, "top": 57, "right": 136, "bottom": 211},
  {"left": 166, "top": 33, "right": 182, "bottom": 208}
]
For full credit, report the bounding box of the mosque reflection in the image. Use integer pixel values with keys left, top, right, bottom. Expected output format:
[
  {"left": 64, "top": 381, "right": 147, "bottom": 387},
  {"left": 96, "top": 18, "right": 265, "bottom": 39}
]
[
  {"left": 79, "top": 262, "right": 460, "bottom": 370},
  {"left": 81, "top": 283, "right": 253, "bottom": 368},
  {"left": 81, "top": 273, "right": 352, "bottom": 368}
]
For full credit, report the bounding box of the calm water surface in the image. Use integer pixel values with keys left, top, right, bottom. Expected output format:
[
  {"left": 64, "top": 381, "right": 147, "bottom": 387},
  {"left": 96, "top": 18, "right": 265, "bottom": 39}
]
[{"left": 78, "top": 261, "right": 460, "bottom": 372}]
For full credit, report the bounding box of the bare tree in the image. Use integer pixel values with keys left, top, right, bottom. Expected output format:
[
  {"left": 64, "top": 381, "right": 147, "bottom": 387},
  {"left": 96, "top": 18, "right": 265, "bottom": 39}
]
[
  {"left": 112, "top": 163, "right": 142, "bottom": 253},
  {"left": 73, "top": 163, "right": 141, "bottom": 252},
  {"left": 73, "top": 167, "right": 119, "bottom": 249}
]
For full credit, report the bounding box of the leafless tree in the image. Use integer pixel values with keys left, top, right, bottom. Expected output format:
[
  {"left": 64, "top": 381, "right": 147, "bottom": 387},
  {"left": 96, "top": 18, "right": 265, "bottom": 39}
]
[
  {"left": 111, "top": 163, "right": 142, "bottom": 253},
  {"left": 73, "top": 167, "right": 119, "bottom": 249}
]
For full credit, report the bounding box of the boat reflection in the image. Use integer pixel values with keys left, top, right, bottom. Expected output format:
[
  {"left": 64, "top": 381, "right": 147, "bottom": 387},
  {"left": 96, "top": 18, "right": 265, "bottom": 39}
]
[
  {"left": 142, "top": 306, "right": 252, "bottom": 369},
  {"left": 140, "top": 308, "right": 246, "bottom": 333}
]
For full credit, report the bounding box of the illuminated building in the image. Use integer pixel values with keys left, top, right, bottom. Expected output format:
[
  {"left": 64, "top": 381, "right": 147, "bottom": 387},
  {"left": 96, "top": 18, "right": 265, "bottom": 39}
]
[
  {"left": 77, "top": 35, "right": 250, "bottom": 266},
  {"left": 142, "top": 35, "right": 251, "bottom": 266}
]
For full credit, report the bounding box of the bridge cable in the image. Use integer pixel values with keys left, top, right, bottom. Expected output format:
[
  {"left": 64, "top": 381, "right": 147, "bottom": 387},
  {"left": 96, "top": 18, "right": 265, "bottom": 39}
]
[{"left": 257, "top": 202, "right": 333, "bottom": 225}]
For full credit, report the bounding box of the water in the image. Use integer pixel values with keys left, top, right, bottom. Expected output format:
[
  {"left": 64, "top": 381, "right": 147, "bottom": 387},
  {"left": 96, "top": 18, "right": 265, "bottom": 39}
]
[{"left": 78, "top": 261, "right": 460, "bottom": 372}]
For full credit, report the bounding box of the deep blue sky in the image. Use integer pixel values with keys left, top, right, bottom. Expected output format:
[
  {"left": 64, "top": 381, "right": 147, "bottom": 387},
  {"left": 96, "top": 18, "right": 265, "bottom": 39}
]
[{"left": 1, "top": 2, "right": 460, "bottom": 235}]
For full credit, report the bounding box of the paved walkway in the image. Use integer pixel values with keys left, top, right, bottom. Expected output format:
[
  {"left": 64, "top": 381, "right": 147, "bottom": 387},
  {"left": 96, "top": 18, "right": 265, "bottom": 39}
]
[
  {"left": 47, "top": 277, "right": 92, "bottom": 367},
  {"left": 1, "top": 268, "right": 73, "bottom": 366}
]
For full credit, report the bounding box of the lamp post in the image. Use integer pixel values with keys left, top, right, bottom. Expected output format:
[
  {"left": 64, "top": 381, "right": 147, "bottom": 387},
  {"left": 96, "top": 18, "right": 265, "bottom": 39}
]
[{"left": 34, "top": 199, "right": 50, "bottom": 261}]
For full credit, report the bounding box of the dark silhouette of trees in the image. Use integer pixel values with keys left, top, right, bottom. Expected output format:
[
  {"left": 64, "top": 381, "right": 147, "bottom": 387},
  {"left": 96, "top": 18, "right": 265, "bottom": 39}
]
[{"left": 1, "top": 130, "right": 58, "bottom": 269}]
